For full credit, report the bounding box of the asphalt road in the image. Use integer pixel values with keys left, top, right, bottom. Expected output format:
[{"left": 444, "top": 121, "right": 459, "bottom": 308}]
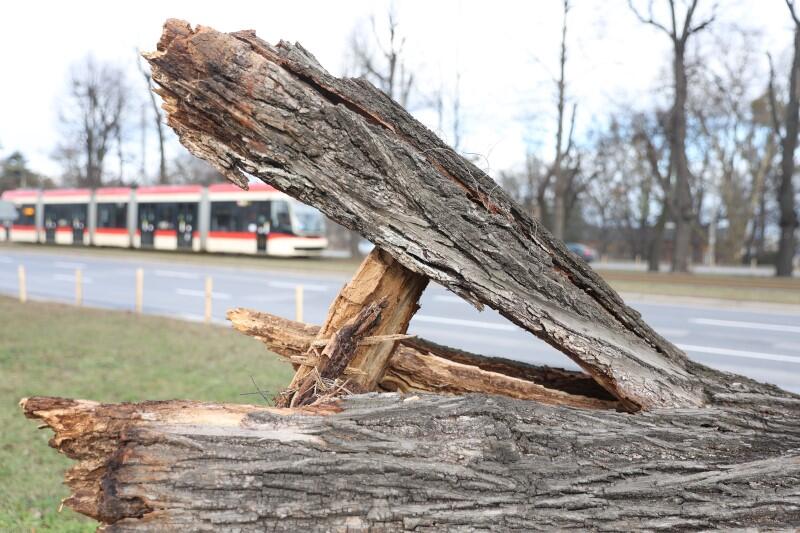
[{"left": 2, "top": 248, "right": 799, "bottom": 393}]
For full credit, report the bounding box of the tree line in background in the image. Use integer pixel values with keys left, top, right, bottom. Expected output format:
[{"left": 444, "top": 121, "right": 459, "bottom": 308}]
[{"left": 0, "top": 0, "right": 797, "bottom": 276}]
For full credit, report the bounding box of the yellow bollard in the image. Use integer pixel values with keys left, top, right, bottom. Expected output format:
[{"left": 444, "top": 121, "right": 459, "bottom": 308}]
[
  {"left": 135, "top": 268, "right": 143, "bottom": 314},
  {"left": 75, "top": 269, "right": 83, "bottom": 306},
  {"left": 295, "top": 285, "right": 304, "bottom": 323},
  {"left": 17, "top": 265, "right": 26, "bottom": 303},
  {"left": 204, "top": 276, "right": 213, "bottom": 324}
]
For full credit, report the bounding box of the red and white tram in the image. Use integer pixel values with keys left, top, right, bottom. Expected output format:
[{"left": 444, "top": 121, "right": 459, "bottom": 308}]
[{"left": 1, "top": 183, "right": 327, "bottom": 257}]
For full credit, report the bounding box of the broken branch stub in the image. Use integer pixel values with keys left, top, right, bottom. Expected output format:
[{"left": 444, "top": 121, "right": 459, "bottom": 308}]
[
  {"left": 276, "top": 247, "right": 428, "bottom": 407},
  {"left": 227, "top": 307, "right": 622, "bottom": 410},
  {"left": 146, "top": 19, "right": 725, "bottom": 410}
]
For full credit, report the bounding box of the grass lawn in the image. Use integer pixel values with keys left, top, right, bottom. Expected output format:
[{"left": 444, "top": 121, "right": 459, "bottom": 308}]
[
  {"left": 0, "top": 296, "right": 294, "bottom": 532},
  {"left": 606, "top": 279, "right": 800, "bottom": 305}
]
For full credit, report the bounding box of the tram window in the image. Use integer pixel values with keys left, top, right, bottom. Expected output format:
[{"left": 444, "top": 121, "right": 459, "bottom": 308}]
[
  {"left": 97, "top": 203, "right": 128, "bottom": 228},
  {"left": 292, "top": 202, "right": 325, "bottom": 236},
  {"left": 271, "top": 201, "right": 292, "bottom": 234},
  {"left": 17, "top": 204, "right": 35, "bottom": 225},
  {"left": 211, "top": 201, "right": 270, "bottom": 232},
  {"left": 45, "top": 204, "right": 86, "bottom": 227},
  {"left": 155, "top": 204, "right": 177, "bottom": 230},
  {"left": 210, "top": 201, "right": 238, "bottom": 231}
]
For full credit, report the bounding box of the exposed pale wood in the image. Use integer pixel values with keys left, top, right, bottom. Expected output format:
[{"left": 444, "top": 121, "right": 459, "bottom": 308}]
[
  {"left": 277, "top": 247, "right": 427, "bottom": 407},
  {"left": 228, "top": 307, "right": 619, "bottom": 409},
  {"left": 288, "top": 299, "right": 386, "bottom": 406},
  {"left": 22, "top": 394, "right": 800, "bottom": 531},
  {"left": 144, "top": 19, "right": 762, "bottom": 410}
]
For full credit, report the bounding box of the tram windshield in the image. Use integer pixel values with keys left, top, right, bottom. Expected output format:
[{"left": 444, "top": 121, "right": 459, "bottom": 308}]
[{"left": 291, "top": 202, "right": 325, "bottom": 236}]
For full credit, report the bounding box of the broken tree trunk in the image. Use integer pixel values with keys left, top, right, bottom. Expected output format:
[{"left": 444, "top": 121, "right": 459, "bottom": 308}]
[
  {"left": 143, "top": 19, "right": 766, "bottom": 411},
  {"left": 22, "top": 394, "right": 800, "bottom": 531},
  {"left": 20, "top": 20, "right": 800, "bottom": 531}
]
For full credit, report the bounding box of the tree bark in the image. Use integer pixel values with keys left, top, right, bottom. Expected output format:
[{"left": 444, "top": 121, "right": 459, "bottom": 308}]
[
  {"left": 776, "top": 24, "right": 800, "bottom": 277},
  {"left": 670, "top": 42, "right": 693, "bottom": 273},
  {"left": 22, "top": 394, "right": 800, "bottom": 531},
  {"left": 144, "top": 19, "right": 743, "bottom": 411},
  {"left": 19, "top": 20, "right": 800, "bottom": 531}
]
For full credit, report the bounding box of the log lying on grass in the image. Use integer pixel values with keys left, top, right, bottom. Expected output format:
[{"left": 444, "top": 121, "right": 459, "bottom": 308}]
[
  {"left": 144, "top": 19, "right": 777, "bottom": 410},
  {"left": 22, "top": 394, "right": 800, "bottom": 531},
  {"left": 20, "top": 19, "right": 800, "bottom": 531}
]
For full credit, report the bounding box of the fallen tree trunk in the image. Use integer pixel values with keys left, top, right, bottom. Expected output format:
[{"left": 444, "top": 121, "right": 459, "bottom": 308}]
[
  {"left": 20, "top": 19, "right": 800, "bottom": 531},
  {"left": 144, "top": 20, "right": 776, "bottom": 410},
  {"left": 22, "top": 394, "right": 800, "bottom": 531}
]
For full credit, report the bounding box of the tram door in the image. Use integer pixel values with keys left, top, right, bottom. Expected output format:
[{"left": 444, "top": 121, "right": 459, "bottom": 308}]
[
  {"left": 43, "top": 206, "right": 57, "bottom": 243},
  {"left": 71, "top": 206, "right": 87, "bottom": 246},
  {"left": 253, "top": 201, "right": 271, "bottom": 254},
  {"left": 139, "top": 204, "right": 156, "bottom": 248},
  {"left": 176, "top": 203, "right": 196, "bottom": 249}
]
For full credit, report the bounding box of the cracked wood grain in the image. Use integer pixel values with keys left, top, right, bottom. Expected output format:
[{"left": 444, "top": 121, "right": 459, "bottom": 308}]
[
  {"left": 143, "top": 19, "right": 765, "bottom": 410},
  {"left": 21, "top": 394, "right": 800, "bottom": 531},
  {"left": 227, "top": 307, "right": 620, "bottom": 410}
]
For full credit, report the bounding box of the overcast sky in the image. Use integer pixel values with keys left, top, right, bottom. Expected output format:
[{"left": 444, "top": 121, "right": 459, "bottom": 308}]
[{"left": 0, "top": 0, "right": 795, "bottom": 181}]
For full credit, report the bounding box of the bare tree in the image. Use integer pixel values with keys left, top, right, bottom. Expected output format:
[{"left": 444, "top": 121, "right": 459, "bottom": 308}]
[
  {"left": 693, "top": 29, "right": 777, "bottom": 265},
  {"left": 629, "top": 0, "right": 716, "bottom": 272},
  {"left": 346, "top": 7, "right": 414, "bottom": 108},
  {"left": 55, "top": 55, "right": 128, "bottom": 188},
  {"left": 137, "top": 49, "right": 168, "bottom": 184},
  {"left": 771, "top": 1, "right": 800, "bottom": 277},
  {"left": 171, "top": 152, "right": 224, "bottom": 185},
  {"left": 549, "top": 0, "right": 579, "bottom": 241}
]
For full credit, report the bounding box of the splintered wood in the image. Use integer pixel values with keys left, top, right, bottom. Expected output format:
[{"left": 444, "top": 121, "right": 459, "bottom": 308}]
[
  {"left": 274, "top": 248, "right": 427, "bottom": 407},
  {"left": 258, "top": 247, "right": 618, "bottom": 410},
  {"left": 17, "top": 19, "right": 800, "bottom": 532}
]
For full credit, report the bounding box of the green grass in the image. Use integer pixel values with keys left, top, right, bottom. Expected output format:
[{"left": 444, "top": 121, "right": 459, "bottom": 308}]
[
  {"left": 605, "top": 279, "right": 800, "bottom": 305},
  {"left": 0, "top": 297, "right": 294, "bottom": 532}
]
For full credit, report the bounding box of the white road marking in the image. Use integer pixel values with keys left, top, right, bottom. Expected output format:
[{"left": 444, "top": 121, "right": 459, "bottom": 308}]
[
  {"left": 690, "top": 318, "right": 800, "bottom": 334},
  {"left": 677, "top": 343, "right": 800, "bottom": 364},
  {"left": 54, "top": 261, "right": 86, "bottom": 269},
  {"left": 175, "top": 288, "right": 231, "bottom": 300},
  {"left": 155, "top": 269, "right": 200, "bottom": 280},
  {"left": 412, "top": 315, "right": 518, "bottom": 331},
  {"left": 267, "top": 280, "right": 329, "bottom": 292},
  {"left": 53, "top": 273, "right": 93, "bottom": 284}
]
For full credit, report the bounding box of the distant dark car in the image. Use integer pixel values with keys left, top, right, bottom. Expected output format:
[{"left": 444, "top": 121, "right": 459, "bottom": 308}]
[{"left": 566, "top": 243, "right": 598, "bottom": 263}]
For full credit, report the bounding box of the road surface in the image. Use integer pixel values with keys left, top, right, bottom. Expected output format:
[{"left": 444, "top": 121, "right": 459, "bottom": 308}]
[{"left": 1, "top": 248, "right": 799, "bottom": 393}]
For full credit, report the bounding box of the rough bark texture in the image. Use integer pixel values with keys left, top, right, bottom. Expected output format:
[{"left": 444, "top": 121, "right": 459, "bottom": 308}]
[
  {"left": 776, "top": 20, "right": 800, "bottom": 277},
  {"left": 144, "top": 19, "right": 773, "bottom": 410},
  {"left": 227, "top": 308, "right": 620, "bottom": 410},
  {"left": 279, "top": 247, "right": 427, "bottom": 407},
  {"left": 22, "top": 394, "right": 800, "bottom": 531},
  {"left": 24, "top": 19, "right": 800, "bottom": 532}
]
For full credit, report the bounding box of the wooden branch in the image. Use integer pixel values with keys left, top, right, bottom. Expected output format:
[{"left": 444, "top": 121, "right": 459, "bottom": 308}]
[
  {"left": 277, "top": 247, "right": 427, "bottom": 407},
  {"left": 145, "top": 19, "right": 741, "bottom": 410},
  {"left": 227, "top": 307, "right": 620, "bottom": 410},
  {"left": 22, "top": 394, "right": 800, "bottom": 531}
]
